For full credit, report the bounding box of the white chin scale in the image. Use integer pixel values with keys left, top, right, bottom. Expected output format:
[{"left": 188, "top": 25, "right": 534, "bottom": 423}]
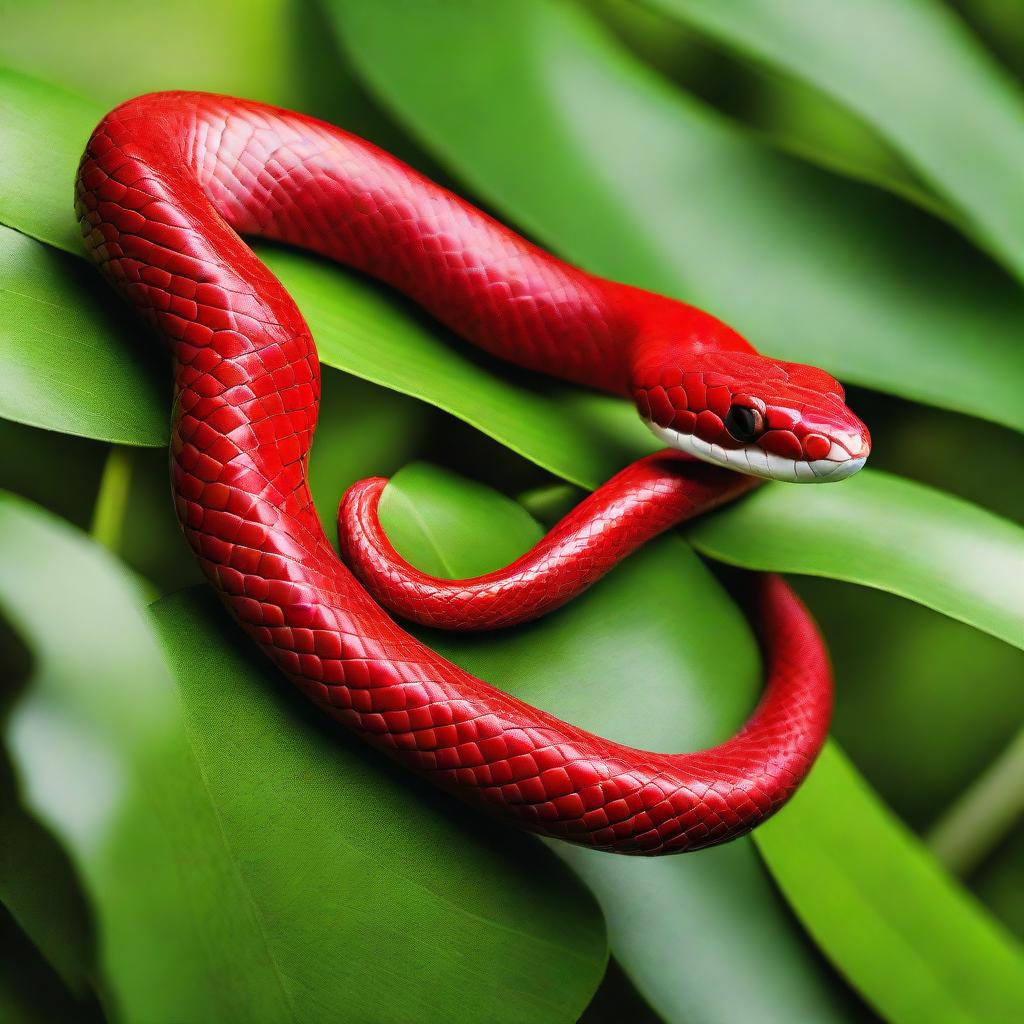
[{"left": 647, "top": 421, "right": 866, "bottom": 483}]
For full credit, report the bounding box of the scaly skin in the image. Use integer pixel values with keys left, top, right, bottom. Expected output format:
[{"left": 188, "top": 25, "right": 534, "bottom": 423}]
[
  {"left": 76, "top": 92, "right": 838, "bottom": 854},
  {"left": 339, "top": 452, "right": 758, "bottom": 631}
]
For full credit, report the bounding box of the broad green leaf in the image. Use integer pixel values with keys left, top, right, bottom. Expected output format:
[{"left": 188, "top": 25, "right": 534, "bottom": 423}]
[
  {"left": 322, "top": 0, "right": 1024, "bottom": 431},
  {"left": 561, "top": 843, "right": 859, "bottom": 1024},
  {"left": 1, "top": 491, "right": 262, "bottom": 1021},
  {"left": 0, "top": 0, "right": 313, "bottom": 114},
  {"left": 153, "top": 590, "right": 606, "bottom": 1024},
  {"left": 645, "top": 0, "right": 1024, "bottom": 281},
  {"left": 0, "top": 70, "right": 94, "bottom": 254},
  {"left": 687, "top": 469, "right": 1024, "bottom": 650},
  {"left": 733, "top": 72, "right": 945, "bottom": 222},
  {"left": 0, "top": 226, "right": 168, "bottom": 446},
  {"left": 377, "top": 462, "right": 547, "bottom": 578},
  {"left": 307, "top": 365, "right": 435, "bottom": 537},
  {"left": 0, "top": 70, "right": 652, "bottom": 483},
  {"left": 377, "top": 463, "right": 858, "bottom": 1024},
  {"left": 593, "top": 0, "right": 950, "bottom": 222},
  {"left": 755, "top": 744, "right": 1024, "bottom": 1023},
  {"left": 0, "top": 2, "right": 442, "bottom": 187},
  {"left": 0, "top": 491, "right": 606, "bottom": 1023},
  {"left": 800, "top": 577, "right": 1024, "bottom": 831},
  {"left": 0, "top": 738, "right": 95, "bottom": 995}
]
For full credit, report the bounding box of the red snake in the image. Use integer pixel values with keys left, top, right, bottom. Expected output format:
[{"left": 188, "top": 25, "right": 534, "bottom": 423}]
[{"left": 76, "top": 93, "right": 870, "bottom": 855}]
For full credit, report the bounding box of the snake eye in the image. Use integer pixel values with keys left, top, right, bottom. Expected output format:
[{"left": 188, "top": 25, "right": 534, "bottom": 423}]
[{"left": 724, "top": 404, "right": 765, "bottom": 443}]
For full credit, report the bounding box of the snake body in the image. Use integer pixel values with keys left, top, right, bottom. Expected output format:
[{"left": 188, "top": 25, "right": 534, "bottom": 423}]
[
  {"left": 76, "top": 93, "right": 868, "bottom": 855},
  {"left": 339, "top": 453, "right": 758, "bottom": 631}
]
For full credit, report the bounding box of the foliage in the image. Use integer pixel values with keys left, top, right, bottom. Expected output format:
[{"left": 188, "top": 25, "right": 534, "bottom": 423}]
[{"left": 0, "top": 1, "right": 1022, "bottom": 1022}]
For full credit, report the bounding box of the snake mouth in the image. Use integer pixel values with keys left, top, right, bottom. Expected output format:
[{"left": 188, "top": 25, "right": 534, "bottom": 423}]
[{"left": 646, "top": 421, "right": 867, "bottom": 483}]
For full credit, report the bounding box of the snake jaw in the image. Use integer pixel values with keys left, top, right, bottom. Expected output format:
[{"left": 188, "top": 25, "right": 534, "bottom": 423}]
[
  {"left": 645, "top": 419, "right": 868, "bottom": 482},
  {"left": 630, "top": 345, "right": 871, "bottom": 485}
]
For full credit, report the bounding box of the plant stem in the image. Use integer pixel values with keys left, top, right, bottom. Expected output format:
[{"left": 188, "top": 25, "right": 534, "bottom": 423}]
[
  {"left": 89, "top": 446, "right": 134, "bottom": 554},
  {"left": 926, "top": 725, "right": 1024, "bottom": 877}
]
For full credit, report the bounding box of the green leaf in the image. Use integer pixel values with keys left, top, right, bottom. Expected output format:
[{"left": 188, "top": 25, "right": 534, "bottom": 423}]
[
  {"left": 0, "top": 69, "right": 95, "bottom": 254},
  {"left": 0, "top": 0, "right": 317, "bottom": 114},
  {"left": 0, "top": 70, "right": 652, "bottom": 482},
  {"left": 593, "top": 0, "right": 950, "bottom": 222},
  {"left": 378, "top": 462, "right": 547, "bottom": 577},
  {"left": 800, "top": 578, "right": 1024, "bottom": 831},
  {"left": 644, "top": 0, "right": 1024, "bottom": 282},
  {"left": 562, "top": 842, "right": 860, "bottom": 1024},
  {"left": 0, "top": 491, "right": 606, "bottom": 1023},
  {"left": 153, "top": 590, "right": 606, "bottom": 1024},
  {"left": 320, "top": 0, "right": 1024, "bottom": 431},
  {"left": 730, "top": 73, "right": 948, "bottom": 223},
  {"left": 0, "top": 2, "right": 443, "bottom": 188},
  {"left": 0, "top": 750, "right": 95, "bottom": 997},
  {"left": 687, "top": 469, "right": 1024, "bottom": 650},
  {"left": 377, "top": 463, "right": 858, "bottom": 1024},
  {"left": 0, "top": 226, "right": 168, "bottom": 446},
  {"left": 755, "top": 744, "right": 1024, "bottom": 1023},
  {"left": 307, "top": 365, "right": 436, "bottom": 538}
]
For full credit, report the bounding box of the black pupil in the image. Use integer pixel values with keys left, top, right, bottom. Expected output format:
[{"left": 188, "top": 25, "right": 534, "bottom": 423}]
[{"left": 724, "top": 405, "right": 760, "bottom": 442}]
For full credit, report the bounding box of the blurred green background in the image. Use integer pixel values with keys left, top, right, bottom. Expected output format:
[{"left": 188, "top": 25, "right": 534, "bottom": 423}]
[{"left": 1, "top": 2, "right": 1023, "bottom": 1023}]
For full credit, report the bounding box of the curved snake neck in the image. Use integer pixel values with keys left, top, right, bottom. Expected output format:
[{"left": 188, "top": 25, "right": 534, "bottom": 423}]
[{"left": 76, "top": 91, "right": 832, "bottom": 855}]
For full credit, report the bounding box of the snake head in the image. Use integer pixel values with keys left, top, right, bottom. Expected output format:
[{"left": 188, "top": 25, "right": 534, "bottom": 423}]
[{"left": 632, "top": 349, "right": 870, "bottom": 483}]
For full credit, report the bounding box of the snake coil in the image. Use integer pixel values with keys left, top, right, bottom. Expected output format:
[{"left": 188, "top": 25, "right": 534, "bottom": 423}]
[{"left": 76, "top": 92, "right": 865, "bottom": 854}]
